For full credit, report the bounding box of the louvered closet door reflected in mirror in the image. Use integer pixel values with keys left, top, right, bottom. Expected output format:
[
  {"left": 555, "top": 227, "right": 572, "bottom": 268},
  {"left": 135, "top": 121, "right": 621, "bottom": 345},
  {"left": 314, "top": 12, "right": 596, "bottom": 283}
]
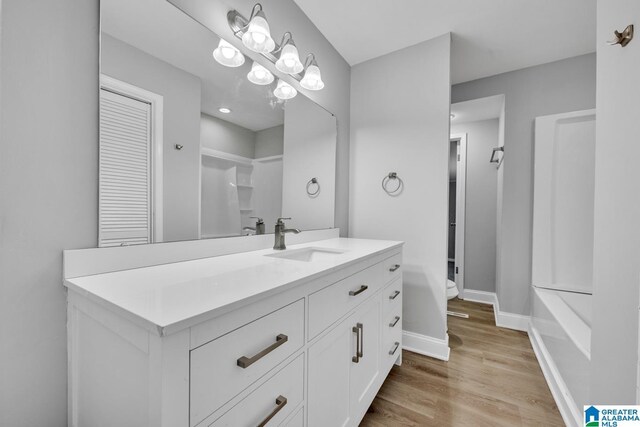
[{"left": 98, "top": 77, "right": 163, "bottom": 247}]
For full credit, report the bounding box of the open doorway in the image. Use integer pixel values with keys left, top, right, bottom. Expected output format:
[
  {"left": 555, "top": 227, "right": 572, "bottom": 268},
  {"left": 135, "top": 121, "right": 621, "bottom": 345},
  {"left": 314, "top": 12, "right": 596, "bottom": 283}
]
[{"left": 447, "top": 94, "right": 505, "bottom": 322}]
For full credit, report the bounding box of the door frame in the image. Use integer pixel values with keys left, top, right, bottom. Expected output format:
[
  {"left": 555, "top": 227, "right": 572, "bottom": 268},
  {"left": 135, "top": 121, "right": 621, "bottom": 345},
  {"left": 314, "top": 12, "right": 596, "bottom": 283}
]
[
  {"left": 450, "top": 133, "right": 468, "bottom": 298},
  {"left": 100, "top": 74, "right": 164, "bottom": 243}
]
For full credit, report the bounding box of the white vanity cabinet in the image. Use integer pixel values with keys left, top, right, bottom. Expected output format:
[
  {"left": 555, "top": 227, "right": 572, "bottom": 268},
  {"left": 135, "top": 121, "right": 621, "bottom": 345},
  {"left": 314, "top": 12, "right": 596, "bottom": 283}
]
[{"left": 65, "top": 238, "right": 403, "bottom": 427}]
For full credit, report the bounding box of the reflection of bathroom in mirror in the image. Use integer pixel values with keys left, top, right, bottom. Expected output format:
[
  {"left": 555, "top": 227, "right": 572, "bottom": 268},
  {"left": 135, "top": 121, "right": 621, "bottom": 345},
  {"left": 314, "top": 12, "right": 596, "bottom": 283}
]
[{"left": 98, "top": 0, "right": 336, "bottom": 247}]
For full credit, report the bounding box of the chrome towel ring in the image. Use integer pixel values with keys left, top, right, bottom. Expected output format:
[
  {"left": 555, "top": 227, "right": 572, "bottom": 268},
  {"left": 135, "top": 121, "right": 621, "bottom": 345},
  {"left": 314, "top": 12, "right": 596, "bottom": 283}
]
[
  {"left": 306, "top": 177, "right": 320, "bottom": 197},
  {"left": 382, "top": 172, "right": 403, "bottom": 196}
]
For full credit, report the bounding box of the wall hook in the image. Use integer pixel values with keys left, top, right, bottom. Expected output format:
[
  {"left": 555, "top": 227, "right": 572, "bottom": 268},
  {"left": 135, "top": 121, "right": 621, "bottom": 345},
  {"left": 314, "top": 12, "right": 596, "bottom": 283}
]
[
  {"left": 174, "top": 144, "right": 184, "bottom": 150},
  {"left": 608, "top": 24, "right": 634, "bottom": 47}
]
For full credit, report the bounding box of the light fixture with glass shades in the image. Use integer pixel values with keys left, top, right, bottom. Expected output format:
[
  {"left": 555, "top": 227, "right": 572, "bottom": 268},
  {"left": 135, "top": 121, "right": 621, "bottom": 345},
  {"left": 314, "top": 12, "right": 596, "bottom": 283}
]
[
  {"left": 212, "top": 39, "right": 245, "bottom": 67},
  {"left": 247, "top": 61, "right": 274, "bottom": 85},
  {"left": 273, "top": 79, "right": 297, "bottom": 100},
  {"left": 274, "top": 32, "right": 303, "bottom": 74},
  {"left": 300, "top": 54, "right": 325, "bottom": 91},
  {"left": 227, "top": 3, "right": 325, "bottom": 92},
  {"left": 240, "top": 4, "right": 275, "bottom": 54}
]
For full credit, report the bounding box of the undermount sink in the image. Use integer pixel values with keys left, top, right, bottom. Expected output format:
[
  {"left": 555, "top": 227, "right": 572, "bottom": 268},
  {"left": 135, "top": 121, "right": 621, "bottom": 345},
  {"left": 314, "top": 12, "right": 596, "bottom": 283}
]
[{"left": 265, "top": 247, "right": 348, "bottom": 262}]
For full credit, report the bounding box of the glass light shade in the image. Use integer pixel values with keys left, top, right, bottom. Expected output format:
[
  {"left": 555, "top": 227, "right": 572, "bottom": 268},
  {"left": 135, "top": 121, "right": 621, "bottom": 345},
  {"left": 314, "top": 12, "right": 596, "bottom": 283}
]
[
  {"left": 273, "top": 79, "right": 297, "bottom": 100},
  {"left": 247, "top": 61, "right": 274, "bottom": 85},
  {"left": 241, "top": 13, "right": 275, "bottom": 53},
  {"left": 276, "top": 42, "right": 304, "bottom": 74},
  {"left": 300, "top": 64, "right": 325, "bottom": 90},
  {"left": 212, "top": 39, "right": 245, "bottom": 67}
]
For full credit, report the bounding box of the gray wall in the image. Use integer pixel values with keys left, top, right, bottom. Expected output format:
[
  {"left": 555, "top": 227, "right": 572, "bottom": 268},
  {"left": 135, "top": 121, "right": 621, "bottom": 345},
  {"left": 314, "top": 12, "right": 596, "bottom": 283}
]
[
  {"left": 200, "top": 113, "right": 256, "bottom": 158},
  {"left": 451, "top": 119, "right": 499, "bottom": 293},
  {"left": 452, "top": 53, "right": 596, "bottom": 314},
  {"left": 255, "top": 125, "right": 284, "bottom": 158},
  {"left": 350, "top": 34, "right": 451, "bottom": 342},
  {"left": 590, "top": 0, "right": 640, "bottom": 403},
  {"left": 0, "top": 1, "right": 99, "bottom": 426},
  {"left": 168, "top": 0, "right": 351, "bottom": 235},
  {"left": 101, "top": 34, "right": 201, "bottom": 242}
]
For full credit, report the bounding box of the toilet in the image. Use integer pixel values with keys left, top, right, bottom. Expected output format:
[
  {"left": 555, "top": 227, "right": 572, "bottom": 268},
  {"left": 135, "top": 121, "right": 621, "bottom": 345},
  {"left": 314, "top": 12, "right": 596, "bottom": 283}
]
[{"left": 447, "top": 279, "right": 458, "bottom": 300}]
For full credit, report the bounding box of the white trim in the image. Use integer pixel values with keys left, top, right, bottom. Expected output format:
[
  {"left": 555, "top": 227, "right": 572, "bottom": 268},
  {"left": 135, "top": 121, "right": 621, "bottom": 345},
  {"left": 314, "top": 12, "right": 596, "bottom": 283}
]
[
  {"left": 450, "top": 133, "right": 467, "bottom": 298},
  {"left": 402, "top": 330, "right": 450, "bottom": 361},
  {"left": 462, "top": 289, "right": 496, "bottom": 305},
  {"left": 529, "top": 324, "right": 581, "bottom": 427},
  {"left": 463, "top": 290, "right": 531, "bottom": 332},
  {"left": 100, "top": 74, "right": 164, "bottom": 243},
  {"left": 253, "top": 155, "right": 284, "bottom": 163},
  {"left": 201, "top": 147, "right": 254, "bottom": 166}
]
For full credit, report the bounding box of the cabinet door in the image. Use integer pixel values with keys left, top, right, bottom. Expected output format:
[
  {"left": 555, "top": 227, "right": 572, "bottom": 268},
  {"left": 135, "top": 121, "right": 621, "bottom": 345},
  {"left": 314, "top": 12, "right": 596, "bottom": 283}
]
[
  {"left": 350, "top": 297, "right": 381, "bottom": 419},
  {"left": 308, "top": 319, "right": 353, "bottom": 427}
]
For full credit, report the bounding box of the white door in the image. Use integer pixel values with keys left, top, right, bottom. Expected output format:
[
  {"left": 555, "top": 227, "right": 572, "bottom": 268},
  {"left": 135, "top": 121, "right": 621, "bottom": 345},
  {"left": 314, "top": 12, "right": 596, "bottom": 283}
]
[
  {"left": 451, "top": 134, "right": 468, "bottom": 296},
  {"left": 307, "top": 318, "right": 352, "bottom": 427},
  {"left": 349, "top": 297, "right": 381, "bottom": 419},
  {"left": 99, "top": 89, "right": 154, "bottom": 247}
]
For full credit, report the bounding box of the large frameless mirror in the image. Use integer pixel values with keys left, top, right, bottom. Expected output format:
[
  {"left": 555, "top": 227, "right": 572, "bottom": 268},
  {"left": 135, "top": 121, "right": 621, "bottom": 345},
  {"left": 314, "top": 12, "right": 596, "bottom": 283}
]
[{"left": 98, "top": 0, "right": 337, "bottom": 247}]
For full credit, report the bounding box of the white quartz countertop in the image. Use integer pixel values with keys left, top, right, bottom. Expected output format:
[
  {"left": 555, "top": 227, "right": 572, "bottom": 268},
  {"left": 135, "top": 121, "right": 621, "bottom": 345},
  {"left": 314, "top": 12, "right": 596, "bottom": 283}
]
[{"left": 64, "top": 238, "right": 402, "bottom": 336}]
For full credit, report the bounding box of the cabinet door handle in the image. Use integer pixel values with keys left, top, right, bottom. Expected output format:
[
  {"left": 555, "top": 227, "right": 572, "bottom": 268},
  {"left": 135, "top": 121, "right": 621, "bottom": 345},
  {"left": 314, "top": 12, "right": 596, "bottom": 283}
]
[
  {"left": 389, "top": 290, "right": 401, "bottom": 300},
  {"left": 358, "top": 323, "right": 364, "bottom": 358},
  {"left": 389, "top": 316, "right": 400, "bottom": 328},
  {"left": 349, "top": 285, "right": 368, "bottom": 296},
  {"left": 389, "top": 341, "right": 400, "bottom": 356},
  {"left": 257, "top": 395, "right": 287, "bottom": 427},
  {"left": 237, "top": 334, "right": 288, "bottom": 369},
  {"left": 389, "top": 264, "right": 401, "bottom": 272},
  {"left": 352, "top": 323, "right": 362, "bottom": 363}
]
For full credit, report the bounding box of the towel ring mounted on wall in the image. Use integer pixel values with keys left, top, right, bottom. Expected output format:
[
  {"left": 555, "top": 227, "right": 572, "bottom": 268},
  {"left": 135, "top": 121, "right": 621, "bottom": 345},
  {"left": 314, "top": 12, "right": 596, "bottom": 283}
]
[
  {"left": 382, "top": 172, "right": 403, "bottom": 196},
  {"left": 306, "top": 177, "right": 320, "bottom": 197}
]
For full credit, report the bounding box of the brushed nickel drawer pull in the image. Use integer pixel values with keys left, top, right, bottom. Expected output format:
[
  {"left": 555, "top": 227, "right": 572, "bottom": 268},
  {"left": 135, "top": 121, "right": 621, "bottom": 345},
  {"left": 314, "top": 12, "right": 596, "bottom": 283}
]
[
  {"left": 349, "top": 285, "right": 368, "bottom": 296},
  {"left": 352, "top": 323, "right": 362, "bottom": 363},
  {"left": 389, "top": 264, "right": 401, "bottom": 272},
  {"left": 257, "top": 395, "right": 287, "bottom": 427},
  {"left": 237, "top": 334, "right": 288, "bottom": 369},
  {"left": 389, "top": 316, "right": 400, "bottom": 328},
  {"left": 389, "top": 341, "right": 400, "bottom": 356},
  {"left": 389, "top": 290, "right": 401, "bottom": 300}
]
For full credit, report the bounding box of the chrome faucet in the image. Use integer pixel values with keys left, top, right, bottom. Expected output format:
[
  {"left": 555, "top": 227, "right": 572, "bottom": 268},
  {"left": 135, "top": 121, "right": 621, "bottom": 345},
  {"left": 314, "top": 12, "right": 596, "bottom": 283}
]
[
  {"left": 273, "top": 217, "right": 301, "bottom": 250},
  {"left": 243, "top": 217, "right": 265, "bottom": 235}
]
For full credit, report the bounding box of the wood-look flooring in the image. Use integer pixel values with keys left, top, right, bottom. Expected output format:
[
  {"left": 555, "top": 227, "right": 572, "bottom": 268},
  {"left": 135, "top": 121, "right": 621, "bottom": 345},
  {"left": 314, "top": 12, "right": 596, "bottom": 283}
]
[{"left": 360, "top": 298, "right": 563, "bottom": 426}]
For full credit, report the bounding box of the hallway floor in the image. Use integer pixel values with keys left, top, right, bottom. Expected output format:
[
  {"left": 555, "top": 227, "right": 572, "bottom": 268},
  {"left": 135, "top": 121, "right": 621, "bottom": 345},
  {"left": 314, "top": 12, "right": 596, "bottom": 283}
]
[{"left": 360, "top": 299, "right": 563, "bottom": 426}]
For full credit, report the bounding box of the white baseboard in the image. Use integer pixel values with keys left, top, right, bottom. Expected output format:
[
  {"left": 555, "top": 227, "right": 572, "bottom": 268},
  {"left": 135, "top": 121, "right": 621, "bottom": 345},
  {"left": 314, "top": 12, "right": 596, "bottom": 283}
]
[
  {"left": 402, "top": 330, "right": 450, "bottom": 361},
  {"left": 462, "top": 290, "right": 530, "bottom": 332},
  {"left": 462, "top": 289, "right": 495, "bottom": 305},
  {"left": 529, "top": 325, "right": 581, "bottom": 427}
]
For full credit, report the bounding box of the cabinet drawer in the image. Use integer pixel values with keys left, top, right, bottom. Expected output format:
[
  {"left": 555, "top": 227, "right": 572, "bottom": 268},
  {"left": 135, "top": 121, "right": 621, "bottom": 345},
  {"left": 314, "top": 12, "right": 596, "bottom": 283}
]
[
  {"left": 190, "top": 299, "right": 304, "bottom": 426},
  {"left": 383, "top": 309, "right": 402, "bottom": 369},
  {"left": 208, "top": 354, "right": 304, "bottom": 427},
  {"left": 308, "top": 252, "right": 402, "bottom": 339},
  {"left": 382, "top": 278, "right": 402, "bottom": 315}
]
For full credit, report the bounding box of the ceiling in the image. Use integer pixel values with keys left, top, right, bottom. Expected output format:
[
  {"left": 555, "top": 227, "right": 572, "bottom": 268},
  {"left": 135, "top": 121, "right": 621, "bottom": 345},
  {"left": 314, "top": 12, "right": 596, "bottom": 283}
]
[
  {"left": 101, "top": 0, "right": 284, "bottom": 131},
  {"left": 293, "top": 0, "right": 596, "bottom": 84}
]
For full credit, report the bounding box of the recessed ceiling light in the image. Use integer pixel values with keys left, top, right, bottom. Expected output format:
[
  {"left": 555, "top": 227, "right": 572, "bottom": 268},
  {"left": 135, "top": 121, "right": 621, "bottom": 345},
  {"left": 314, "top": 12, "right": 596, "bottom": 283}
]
[
  {"left": 450, "top": 113, "right": 455, "bottom": 119},
  {"left": 219, "top": 107, "right": 231, "bottom": 114}
]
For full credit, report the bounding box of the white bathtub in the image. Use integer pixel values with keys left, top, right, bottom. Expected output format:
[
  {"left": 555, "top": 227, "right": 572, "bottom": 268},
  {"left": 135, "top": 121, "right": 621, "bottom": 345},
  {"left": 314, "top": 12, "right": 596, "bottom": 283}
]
[{"left": 530, "top": 286, "right": 591, "bottom": 427}]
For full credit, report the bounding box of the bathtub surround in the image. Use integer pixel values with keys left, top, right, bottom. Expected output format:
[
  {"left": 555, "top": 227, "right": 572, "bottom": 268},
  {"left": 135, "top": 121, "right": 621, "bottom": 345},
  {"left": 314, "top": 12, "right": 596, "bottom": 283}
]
[
  {"left": 168, "top": 0, "right": 351, "bottom": 235},
  {"left": 0, "top": 1, "right": 99, "bottom": 426},
  {"left": 350, "top": 34, "right": 451, "bottom": 358},
  {"left": 450, "top": 119, "right": 499, "bottom": 294},
  {"left": 452, "top": 53, "right": 597, "bottom": 316},
  {"left": 591, "top": 0, "right": 640, "bottom": 404}
]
